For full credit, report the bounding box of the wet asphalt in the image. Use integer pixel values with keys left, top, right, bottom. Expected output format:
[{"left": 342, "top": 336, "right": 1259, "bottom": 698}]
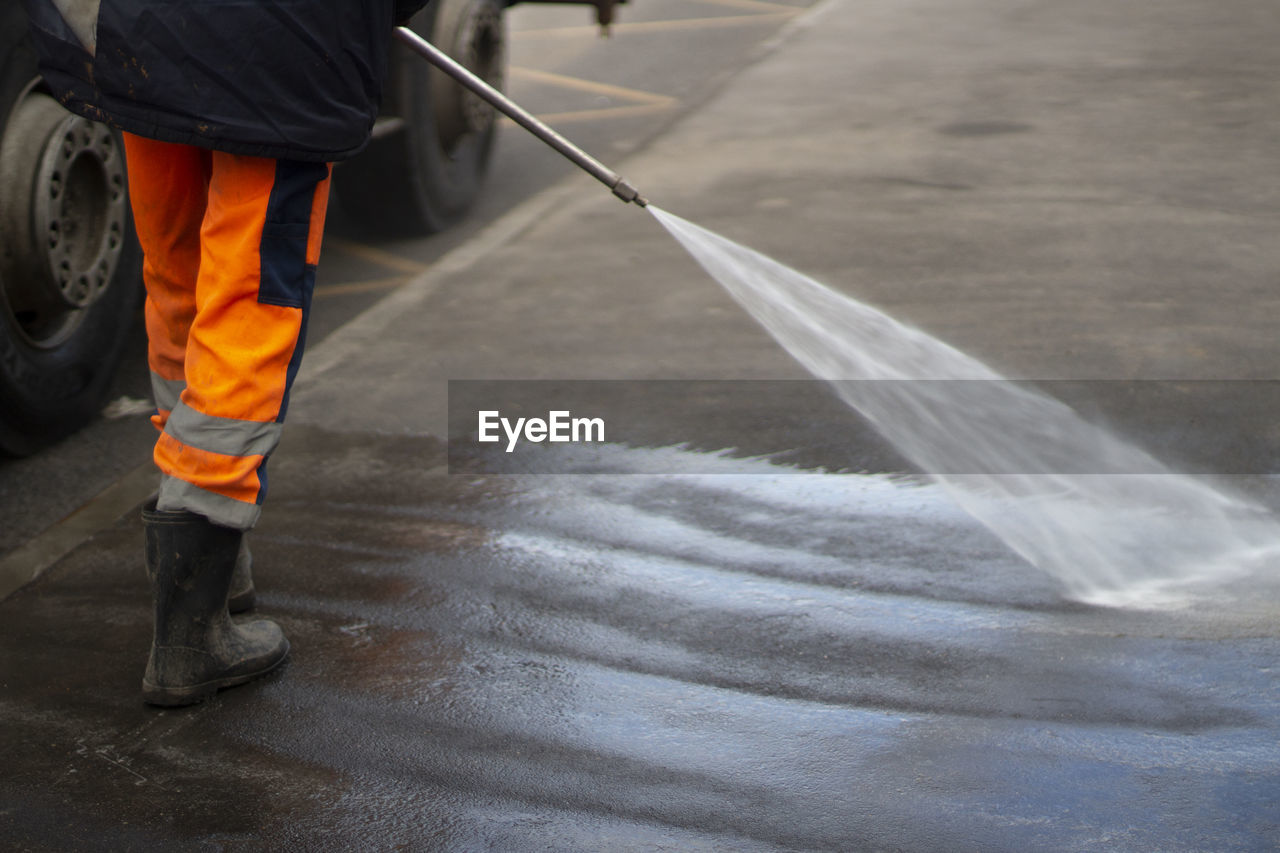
[
  {"left": 7, "top": 427, "right": 1280, "bottom": 850},
  {"left": 5, "top": 0, "right": 1280, "bottom": 848}
]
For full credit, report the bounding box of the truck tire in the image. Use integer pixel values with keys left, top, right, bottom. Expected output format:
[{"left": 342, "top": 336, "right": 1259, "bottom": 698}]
[
  {"left": 0, "top": 37, "right": 143, "bottom": 456},
  {"left": 335, "top": 0, "right": 505, "bottom": 236}
]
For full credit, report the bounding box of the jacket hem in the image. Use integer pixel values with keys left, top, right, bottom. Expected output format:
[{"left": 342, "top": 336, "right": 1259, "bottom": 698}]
[{"left": 55, "top": 91, "right": 370, "bottom": 163}]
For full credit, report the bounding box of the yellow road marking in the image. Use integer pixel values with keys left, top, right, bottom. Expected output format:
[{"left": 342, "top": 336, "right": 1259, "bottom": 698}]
[
  {"left": 506, "top": 65, "right": 676, "bottom": 124},
  {"left": 699, "top": 0, "right": 805, "bottom": 13},
  {"left": 326, "top": 238, "right": 429, "bottom": 275},
  {"left": 315, "top": 275, "right": 410, "bottom": 299},
  {"left": 516, "top": 12, "right": 798, "bottom": 39},
  {"left": 500, "top": 102, "right": 673, "bottom": 125},
  {"left": 508, "top": 2, "right": 802, "bottom": 122},
  {"left": 509, "top": 66, "right": 676, "bottom": 108}
]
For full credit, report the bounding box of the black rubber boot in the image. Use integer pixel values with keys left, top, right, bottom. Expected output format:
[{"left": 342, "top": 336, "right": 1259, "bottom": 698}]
[
  {"left": 141, "top": 506, "right": 289, "bottom": 707},
  {"left": 143, "top": 499, "right": 255, "bottom": 613}
]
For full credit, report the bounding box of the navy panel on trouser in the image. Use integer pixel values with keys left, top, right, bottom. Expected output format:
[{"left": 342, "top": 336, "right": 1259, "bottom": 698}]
[
  {"left": 259, "top": 161, "right": 328, "bottom": 310},
  {"left": 254, "top": 160, "right": 326, "bottom": 502}
]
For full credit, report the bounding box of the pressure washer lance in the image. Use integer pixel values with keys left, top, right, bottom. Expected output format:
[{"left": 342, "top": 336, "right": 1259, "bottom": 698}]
[{"left": 394, "top": 26, "right": 649, "bottom": 208}]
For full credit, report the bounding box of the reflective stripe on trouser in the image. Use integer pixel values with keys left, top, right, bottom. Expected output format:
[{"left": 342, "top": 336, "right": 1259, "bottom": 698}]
[{"left": 124, "top": 134, "right": 331, "bottom": 530}]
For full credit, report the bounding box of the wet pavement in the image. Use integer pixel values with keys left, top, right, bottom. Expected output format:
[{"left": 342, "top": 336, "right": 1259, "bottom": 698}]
[
  {"left": 6, "top": 428, "right": 1280, "bottom": 849},
  {"left": 6, "top": 0, "right": 1280, "bottom": 848}
]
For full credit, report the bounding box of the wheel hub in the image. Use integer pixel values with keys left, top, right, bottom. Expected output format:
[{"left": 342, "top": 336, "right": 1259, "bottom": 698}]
[
  {"left": 36, "top": 116, "right": 127, "bottom": 310},
  {"left": 0, "top": 92, "right": 129, "bottom": 348}
]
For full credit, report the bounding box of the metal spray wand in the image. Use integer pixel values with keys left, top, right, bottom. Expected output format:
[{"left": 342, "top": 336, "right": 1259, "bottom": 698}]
[{"left": 393, "top": 26, "right": 649, "bottom": 208}]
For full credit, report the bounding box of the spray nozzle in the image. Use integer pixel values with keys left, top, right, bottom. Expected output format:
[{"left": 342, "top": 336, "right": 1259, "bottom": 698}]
[{"left": 610, "top": 178, "right": 648, "bottom": 208}]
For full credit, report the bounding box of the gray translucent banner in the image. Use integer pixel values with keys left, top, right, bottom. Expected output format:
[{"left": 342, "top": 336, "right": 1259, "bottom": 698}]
[{"left": 446, "top": 379, "right": 1280, "bottom": 476}]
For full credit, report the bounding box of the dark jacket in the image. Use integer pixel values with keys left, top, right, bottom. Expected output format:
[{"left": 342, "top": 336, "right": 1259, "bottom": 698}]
[{"left": 24, "top": 0, "right": 431, "bottom": 162}]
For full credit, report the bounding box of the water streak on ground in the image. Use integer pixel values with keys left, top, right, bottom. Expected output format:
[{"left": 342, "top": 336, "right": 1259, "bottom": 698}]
[{"left": 650, "top": 206, "right": 1280, "bottom": 607}]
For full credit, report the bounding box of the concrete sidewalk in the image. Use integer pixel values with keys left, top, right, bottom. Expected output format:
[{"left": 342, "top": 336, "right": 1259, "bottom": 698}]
[{"left": 5, "top": 0, "right": 1280, "bottom": 848}]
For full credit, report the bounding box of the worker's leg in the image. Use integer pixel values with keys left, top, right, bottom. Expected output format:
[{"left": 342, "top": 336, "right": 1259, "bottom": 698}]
[
  {"left": 153, "top": 152, "right": 332, "bottom": 530},
  {"left": 121, "top": 134, "right": 210, "bottom": 429},
  {"left": 122, "top": 143, "right": 323, "bottom": 704}
]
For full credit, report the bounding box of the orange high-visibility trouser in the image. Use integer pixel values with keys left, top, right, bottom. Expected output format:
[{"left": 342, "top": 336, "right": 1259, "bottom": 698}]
[{"left": 123, "top": 134, "right": 332, "bottom": 531}]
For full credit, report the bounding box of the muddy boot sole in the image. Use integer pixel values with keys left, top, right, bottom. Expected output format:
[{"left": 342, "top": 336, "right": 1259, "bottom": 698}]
[{"left": 141, "top": 639, "right": 290, "bottom": 707}]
